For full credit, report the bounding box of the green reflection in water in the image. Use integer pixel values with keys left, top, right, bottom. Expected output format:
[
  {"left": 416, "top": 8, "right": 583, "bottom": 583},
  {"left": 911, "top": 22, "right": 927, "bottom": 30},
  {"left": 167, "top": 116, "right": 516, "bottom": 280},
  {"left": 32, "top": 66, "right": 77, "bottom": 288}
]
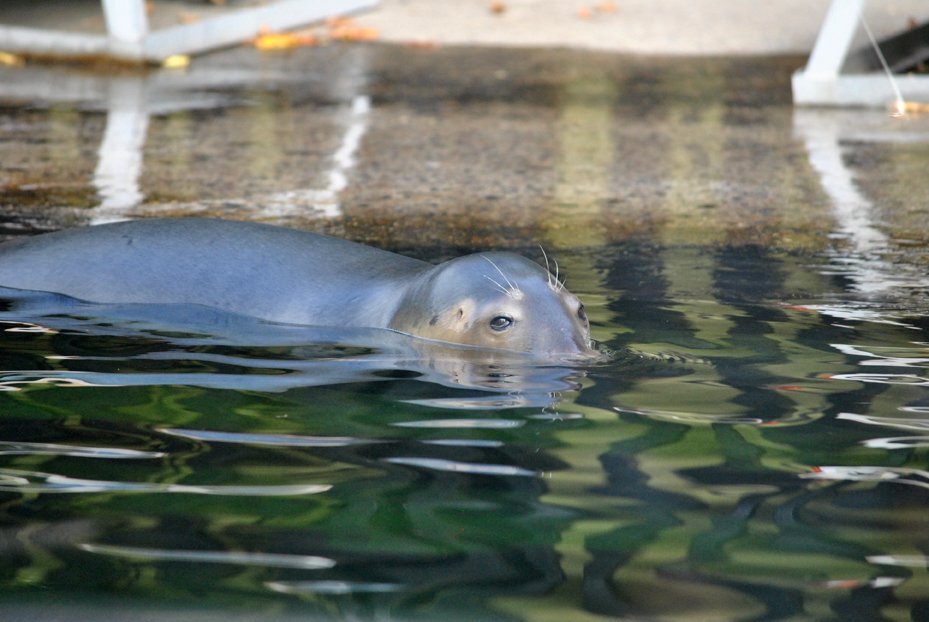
[{"left": 0, "top": 238, "right": 928, "bottom": 621}]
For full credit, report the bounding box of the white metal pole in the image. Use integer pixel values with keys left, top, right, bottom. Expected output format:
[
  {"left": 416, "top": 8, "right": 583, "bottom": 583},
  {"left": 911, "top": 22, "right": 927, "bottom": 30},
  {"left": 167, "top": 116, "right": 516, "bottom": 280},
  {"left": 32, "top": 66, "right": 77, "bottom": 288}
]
[
  {"left": 101, "top": 0, "right": 149, "bottom": 59},
  {"left": 804, "top": 0, "right": 864, "bottom": 77}
]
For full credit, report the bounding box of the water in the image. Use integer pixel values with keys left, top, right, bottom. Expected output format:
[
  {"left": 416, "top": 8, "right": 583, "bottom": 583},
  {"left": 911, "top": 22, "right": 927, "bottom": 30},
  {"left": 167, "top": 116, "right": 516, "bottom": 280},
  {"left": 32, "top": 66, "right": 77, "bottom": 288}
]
[
  {"left": 2, "top": 45, "right": 929, "bottom": 621},
  {"left": 0, "top": 241, "right": 927, "bottom": 621}
]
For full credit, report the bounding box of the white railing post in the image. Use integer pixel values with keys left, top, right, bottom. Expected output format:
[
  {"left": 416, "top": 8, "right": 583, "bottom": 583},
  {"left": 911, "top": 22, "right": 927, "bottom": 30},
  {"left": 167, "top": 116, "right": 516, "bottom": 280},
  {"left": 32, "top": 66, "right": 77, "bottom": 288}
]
[
  {"left": 804, "top": 0, "right": 864, "bottom": 78},
  {"left": 101, "top": 0, "right": 149, "bottom": 59}
]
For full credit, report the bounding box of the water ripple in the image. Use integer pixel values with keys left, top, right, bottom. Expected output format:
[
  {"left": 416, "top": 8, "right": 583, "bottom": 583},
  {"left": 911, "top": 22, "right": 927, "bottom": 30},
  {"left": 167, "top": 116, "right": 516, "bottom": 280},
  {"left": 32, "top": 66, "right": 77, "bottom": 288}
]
[
  {"left": 0, "top": 441, "right": 163, "bottom": 459},
  {"left": 403, "top": 395, "right": 546, "bottom": 409},
  {"left": 80, "top": 543, "right": 335, "bottom": 569},
  {"left": 832, "top": 343, "right": 929, "bottom": 368},
  {"left": 867, "top": 555, "right": 929, "bottom": 569},
  {"left": 423, "top": 439, "right": 505, "bottom": 448},
  {"left": 830, "top": 373, "right": 929, "bottom": 386},
  {"left": 160, "top": 428, "right": 373, "bottom": 447},
  {"left": 800, "top": 466, "right": 929, "bottom": 489},
  {"left": 862, "top": 436, "right": 929, "bottom": 449},
  {"left": 0, "top": 468, "right": 331, "bottom": 496},
  {"left": 613, "top": 406, "right": 763, "bottom": 425},
  {"left": 385, "top": 457, "right": 538, "bottom": 477},
  {"left": 837, "top": 412, "right": 929, "bottom": 432},
  {"left": 802, "top": 305, "right": 918, "bottom": 328},
  {"left": 0, "top": 373, "right": 113, "bottom": 391},
  {"left": 392, "top": 419, "right": 524, "bottom": 429},
  {"left": 266, "top": 580, "right": 401, "bottom": 595}
]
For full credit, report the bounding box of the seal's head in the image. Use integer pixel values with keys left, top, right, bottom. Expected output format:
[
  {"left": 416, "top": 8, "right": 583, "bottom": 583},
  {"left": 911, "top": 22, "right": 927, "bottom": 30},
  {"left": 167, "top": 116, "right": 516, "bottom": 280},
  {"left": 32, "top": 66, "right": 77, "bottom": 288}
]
[{"left": 389, "top": 252, "right": 597, "bottom": 359}]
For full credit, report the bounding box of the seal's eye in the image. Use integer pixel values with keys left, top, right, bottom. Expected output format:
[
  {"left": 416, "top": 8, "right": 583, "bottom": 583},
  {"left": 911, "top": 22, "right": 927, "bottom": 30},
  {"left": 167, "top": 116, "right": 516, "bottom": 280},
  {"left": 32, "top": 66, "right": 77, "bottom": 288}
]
[
  {"left": 489, "top": 315, "right": 513, "bottom": 331},
  {"left": 577, "top": 304, "right": 588, "bottom": 323}
]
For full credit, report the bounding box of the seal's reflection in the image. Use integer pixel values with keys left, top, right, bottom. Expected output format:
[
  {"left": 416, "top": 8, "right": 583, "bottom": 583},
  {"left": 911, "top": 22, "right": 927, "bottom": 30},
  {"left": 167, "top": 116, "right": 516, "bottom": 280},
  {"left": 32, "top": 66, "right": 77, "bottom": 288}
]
[{"left": 0, "top": 287, "right": 593, "bottom": 410}]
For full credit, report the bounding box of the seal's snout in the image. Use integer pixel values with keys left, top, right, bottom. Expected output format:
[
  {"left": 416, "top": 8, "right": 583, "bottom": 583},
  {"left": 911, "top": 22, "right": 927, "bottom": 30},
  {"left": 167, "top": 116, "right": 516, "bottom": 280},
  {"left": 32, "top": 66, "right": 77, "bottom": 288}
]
[{"left": 536, "top": 318, "right": 597, "bottom": 359}]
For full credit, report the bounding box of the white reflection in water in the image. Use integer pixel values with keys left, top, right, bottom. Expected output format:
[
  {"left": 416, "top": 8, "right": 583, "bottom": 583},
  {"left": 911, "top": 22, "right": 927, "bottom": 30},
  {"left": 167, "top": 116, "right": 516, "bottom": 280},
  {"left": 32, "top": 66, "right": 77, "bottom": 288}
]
[
  {"left": 0, "top": 441, "right": 163, "bottom": 459},
  {"left": 613, "top": 406, "right": 763, "bottom": 425},
  {"left": 527, "top": 411, "right": 585, "bottom": 421},
  {"left": 817, "top": 577, "right": 905, "bottom": 590},
  {"left": 91, "top": 78, "right": 149, "bottom": 224},
  {"left": 0, "top": 468, "right": 331, "bottom": 496},
  {"left": 832, "top": 343, "right": 929, "bottom": 368},
  {"left": 836, "top": 413, "right": 929, "bottom": 448},
  {"left": 867, "top": 555, "right": 929, "bottom": 569},
  {"left": 423, "top": 439, "right": 505, "bottom": 448},
  {"left": 403, "top": 395, "right": 544, "bottom": 409},
  {"left": 794, "top": 109, "right": 929, "bottom": 295},
  {"left": 807, "top": 306, "right": 919, "bottom": 328},
  {"left": 3, "top": 322, "right": 59, "bottom": 334},
  {"left": 830, "top": 373, "right": 929, "bottom": 386},
  {"left": 0, "top": 373, "right": 114, "bottom": 391},
  {"left": 267, "top": 580, "right": 401, "bottom": 595},
  {"left": 160, "top": 427, "right": 373, "bottom": 447},
  {"left": 392, "top": 418, "right": 524, "bottom": 429},
  {"left": 837, "top": 412, "right": 929, "bottom": 432},
  {"left": 263, "top": 95, "right": 372, "bottom": 219},
  {"left": 80, "top": 543, "right": 335, "bottom": 569},
  {"left": 385, "top": 457, "right": 537, "bottom": 477},
  {"left": 801, "top": 466, "right": 929, "bottom": 490},
  {"left": 862, "top": 436, "right": 929, "bottom": 449}
]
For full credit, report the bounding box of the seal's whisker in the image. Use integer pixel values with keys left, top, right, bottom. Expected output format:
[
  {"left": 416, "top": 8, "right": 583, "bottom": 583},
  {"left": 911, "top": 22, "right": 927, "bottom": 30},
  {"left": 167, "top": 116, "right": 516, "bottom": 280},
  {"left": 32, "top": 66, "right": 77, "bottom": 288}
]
[
  {"left": 483, "top": 274, "right": 516, "bottom": 299},
  {"left": 482, "top": 255, "right": 521, "bottom": 296},
  {"left": 538, "top": 244, "right": 554, "bottom": 288},
  {"left": 552, "top": 257, "right": 564, "bottom": 292}
]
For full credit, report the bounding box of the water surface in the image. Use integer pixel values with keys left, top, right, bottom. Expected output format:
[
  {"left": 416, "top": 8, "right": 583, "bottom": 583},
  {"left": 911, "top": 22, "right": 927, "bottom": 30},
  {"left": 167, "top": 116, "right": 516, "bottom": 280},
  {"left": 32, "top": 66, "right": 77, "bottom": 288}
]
[
  {"left": 1, "top": 45, "right": 929, "bottom": 621},
  {"left": 0, "top": 241, "right": 928, "bottom": 621}
]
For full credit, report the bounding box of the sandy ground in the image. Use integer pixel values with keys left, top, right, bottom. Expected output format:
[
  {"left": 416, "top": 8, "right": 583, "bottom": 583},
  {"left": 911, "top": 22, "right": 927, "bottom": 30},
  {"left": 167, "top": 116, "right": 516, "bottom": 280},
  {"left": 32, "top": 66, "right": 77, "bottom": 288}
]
[
  {"left": 1, "top": 0, "right": 929, "bottom": 56},
  {"left": 361, "top": 0, "right": 928, "bottom": 55}
]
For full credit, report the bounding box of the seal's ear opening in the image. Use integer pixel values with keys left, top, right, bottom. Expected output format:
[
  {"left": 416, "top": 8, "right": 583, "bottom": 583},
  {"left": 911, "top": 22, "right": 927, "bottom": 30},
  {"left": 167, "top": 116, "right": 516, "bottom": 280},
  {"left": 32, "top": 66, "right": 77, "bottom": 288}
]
[{"left": 452, "top": 299, "right": 476, "bottom": 330}]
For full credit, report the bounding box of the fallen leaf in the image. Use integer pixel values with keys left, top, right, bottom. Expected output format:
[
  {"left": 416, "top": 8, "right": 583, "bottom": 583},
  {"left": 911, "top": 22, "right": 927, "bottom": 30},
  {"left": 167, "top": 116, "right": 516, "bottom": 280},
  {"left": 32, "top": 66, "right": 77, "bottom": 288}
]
[
  {"left": 328, "top": 18, "right": 379, "bottom": 42},
  {"left": 895, "top": 100, "right": 929, "bottom": 115},
  {"left": 254, "top": 30, "right": 319, "bottom": 50},
  {"left": 0, "top": 51, "right": 24, "bottom": 67},
  {"left": 162, "top": 54, "right": 190, "bottom": 69}
]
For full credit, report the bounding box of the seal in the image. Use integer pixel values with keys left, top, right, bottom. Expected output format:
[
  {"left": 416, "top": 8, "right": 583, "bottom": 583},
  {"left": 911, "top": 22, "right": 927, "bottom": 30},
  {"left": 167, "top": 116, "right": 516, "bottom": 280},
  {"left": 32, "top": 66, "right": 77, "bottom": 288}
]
[{"left": 0, "top": 218, "right": 595, "bottom": 358}]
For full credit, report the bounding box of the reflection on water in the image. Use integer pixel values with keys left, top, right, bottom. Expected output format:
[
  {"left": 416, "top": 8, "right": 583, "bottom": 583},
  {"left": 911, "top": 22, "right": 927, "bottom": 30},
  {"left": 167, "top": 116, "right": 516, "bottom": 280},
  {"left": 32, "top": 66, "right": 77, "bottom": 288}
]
[
  {"left": 793, "top": 108, "right": 929, "bottom": 298},
  {"left": 0, "top": 239, "right": 928, "bottom": 621},
  {"left": 0, "top": 45, "right": 374, "bottom": 226},
  {"left": 2, "top": 48, "right": 929, "bottom": 621}
]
